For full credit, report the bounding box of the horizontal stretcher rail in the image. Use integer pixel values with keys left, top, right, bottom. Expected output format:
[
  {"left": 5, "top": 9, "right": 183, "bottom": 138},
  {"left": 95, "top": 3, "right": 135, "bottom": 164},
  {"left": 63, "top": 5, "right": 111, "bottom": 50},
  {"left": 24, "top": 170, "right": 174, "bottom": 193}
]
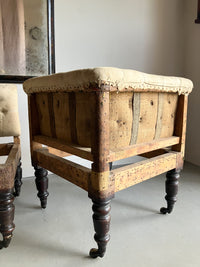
[
  {"left": 33, "top": 148, "right": 91, "bottom": 191},
  {"left": 109, "top": 136, "right": 180, "bottom": 162},
  {"left": 111, "top": 152, "right": 179, "bottom": 193},
  {"left": 33, "top": 135, "right": 93, "bottom": 161},
  {"left": 33, "top": 136, "right": 180, "bottom": 166}
]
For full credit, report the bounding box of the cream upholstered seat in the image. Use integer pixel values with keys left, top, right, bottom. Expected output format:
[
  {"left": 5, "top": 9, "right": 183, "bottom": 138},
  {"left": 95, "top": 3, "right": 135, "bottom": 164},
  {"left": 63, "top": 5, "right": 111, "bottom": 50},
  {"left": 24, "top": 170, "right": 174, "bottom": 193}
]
[
  {"left": 23, "top": 67, "right": 192, "bottom": 258},
  {"left": 0, "top": 84, "right": 21, "bottom": 137},
  {"left": 24, "top": 68, "right": 193, "bottom": 149},
  {"left": 23, "top": 67, "right": 193, "bottom": 95},
  {"left": 0, "top": 84, "right": 22, "bottom": 249}
]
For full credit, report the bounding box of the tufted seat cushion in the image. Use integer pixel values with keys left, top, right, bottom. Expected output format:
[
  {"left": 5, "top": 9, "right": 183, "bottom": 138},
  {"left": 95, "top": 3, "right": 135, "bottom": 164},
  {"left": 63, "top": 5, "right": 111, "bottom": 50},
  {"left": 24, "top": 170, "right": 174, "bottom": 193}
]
[
  {"left": 0, "top": 84, "right": 21, "bottom": 137},
  {"left": 23, "top": 67, "right": 193, "bottom": 95}
]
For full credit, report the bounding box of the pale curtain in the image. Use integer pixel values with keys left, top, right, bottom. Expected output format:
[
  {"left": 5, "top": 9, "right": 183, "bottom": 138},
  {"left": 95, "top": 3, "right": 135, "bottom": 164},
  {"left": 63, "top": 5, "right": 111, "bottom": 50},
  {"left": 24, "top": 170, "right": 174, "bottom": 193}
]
[{"left": 0, "top": 0, "right": 25, "bottom": 75}]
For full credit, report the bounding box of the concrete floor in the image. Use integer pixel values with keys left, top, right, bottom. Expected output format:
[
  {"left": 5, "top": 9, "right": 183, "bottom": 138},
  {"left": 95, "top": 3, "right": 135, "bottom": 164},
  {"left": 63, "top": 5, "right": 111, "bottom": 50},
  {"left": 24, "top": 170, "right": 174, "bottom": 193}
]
[{"left": 1, "top": 159, "right": 200, "bottom": 267}]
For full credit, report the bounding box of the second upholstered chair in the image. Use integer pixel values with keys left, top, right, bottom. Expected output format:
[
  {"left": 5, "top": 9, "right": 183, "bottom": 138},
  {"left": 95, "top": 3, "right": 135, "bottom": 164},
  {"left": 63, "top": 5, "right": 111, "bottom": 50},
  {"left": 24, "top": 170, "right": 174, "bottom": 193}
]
[
  {"left": 0, "top": 84, "right": 22, "bottom": 249},
  {"left": 23, "top": 67, "right": 193, "bottom": 258}
]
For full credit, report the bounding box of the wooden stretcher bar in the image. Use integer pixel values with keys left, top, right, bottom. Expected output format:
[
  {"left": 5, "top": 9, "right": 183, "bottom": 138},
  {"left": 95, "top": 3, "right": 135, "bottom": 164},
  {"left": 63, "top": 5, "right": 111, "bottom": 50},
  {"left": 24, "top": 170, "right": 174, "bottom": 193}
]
[
  {"left": 33, "top": 135, "right": 93, "bottom": 161},
  {"left": 33, "top": 148, "right": 90, "bottom": 191},
  {"left": 0, "top": 143, "right": 21, "bottom": 190},
  {"left": 109, "top": 136, "right": 180, "bottom": 162},
  {"left": 111, "top": 152, "right": 179, "bottom": 193}
]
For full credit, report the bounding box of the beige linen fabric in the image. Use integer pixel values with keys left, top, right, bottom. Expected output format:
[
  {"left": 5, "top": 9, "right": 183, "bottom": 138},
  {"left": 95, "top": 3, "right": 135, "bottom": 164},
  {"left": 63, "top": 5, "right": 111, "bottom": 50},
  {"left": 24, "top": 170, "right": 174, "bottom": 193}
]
[
  {"left": 0, "top": 84, "right": 21, "bottom": 137},
  {"left": 0, "top": 0, "right": 26, "bottom": 75},
  {"left": 23, "top": 67, "right": 193, "bottom": 95}
]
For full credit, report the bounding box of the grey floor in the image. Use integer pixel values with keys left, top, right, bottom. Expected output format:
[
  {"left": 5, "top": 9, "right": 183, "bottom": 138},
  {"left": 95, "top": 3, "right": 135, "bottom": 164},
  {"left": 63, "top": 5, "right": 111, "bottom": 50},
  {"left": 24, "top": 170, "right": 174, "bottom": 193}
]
[{"left": 1, "top": 159, "right": 200, "bottom": 267}]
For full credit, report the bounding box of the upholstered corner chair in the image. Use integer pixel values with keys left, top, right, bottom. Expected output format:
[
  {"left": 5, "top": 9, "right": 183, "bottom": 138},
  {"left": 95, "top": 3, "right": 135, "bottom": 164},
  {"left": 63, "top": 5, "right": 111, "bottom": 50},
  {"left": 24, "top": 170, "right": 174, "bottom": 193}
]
[
  {"left": 0, "top": 84, "right": 22, "bottom": 249},
  {"left": 23, "top": 67, "right": 193, "bottom": 258}
]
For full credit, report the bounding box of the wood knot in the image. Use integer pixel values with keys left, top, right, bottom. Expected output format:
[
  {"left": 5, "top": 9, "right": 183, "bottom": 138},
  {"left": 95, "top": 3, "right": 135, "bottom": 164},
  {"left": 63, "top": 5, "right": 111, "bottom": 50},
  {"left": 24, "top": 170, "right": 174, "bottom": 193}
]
[{"left": 116, "top": 120, "right": 126, "bottom": 126}]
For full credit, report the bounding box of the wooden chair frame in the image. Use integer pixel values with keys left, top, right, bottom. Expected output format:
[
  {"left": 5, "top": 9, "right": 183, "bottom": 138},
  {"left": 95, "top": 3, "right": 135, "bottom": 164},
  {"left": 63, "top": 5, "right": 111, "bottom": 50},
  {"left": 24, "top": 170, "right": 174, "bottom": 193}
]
[
  {"left": 28, "top": 91, "right": 187, "bottom": 258},
  {"left": 0, "top": 137, "right": 22, "bottom": 249}
]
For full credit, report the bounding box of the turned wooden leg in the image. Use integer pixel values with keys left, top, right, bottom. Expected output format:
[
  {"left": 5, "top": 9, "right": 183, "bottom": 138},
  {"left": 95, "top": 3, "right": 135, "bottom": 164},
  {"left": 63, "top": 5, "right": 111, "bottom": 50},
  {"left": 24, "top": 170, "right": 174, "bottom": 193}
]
[
  {"left": 0, "top": 191, "right": 15, "bottom": 249},
  {"left": 34, "top": 166, "right": 49, "bottom": 209},
  {"left": 14, "top": 160, "right": 22, "bottom": 197},
  {"left": 160, "top": 169, "right": 180, "bottom": 214},
  {"left": 89, "top": 198, "right": 111, "bottom": 258}
]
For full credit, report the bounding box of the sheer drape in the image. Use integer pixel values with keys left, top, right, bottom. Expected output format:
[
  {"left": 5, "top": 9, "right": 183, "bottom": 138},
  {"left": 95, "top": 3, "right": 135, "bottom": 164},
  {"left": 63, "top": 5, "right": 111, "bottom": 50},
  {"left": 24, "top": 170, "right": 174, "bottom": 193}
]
[{"left": 0, "top": 0, "right": 25, "bottom": 75}]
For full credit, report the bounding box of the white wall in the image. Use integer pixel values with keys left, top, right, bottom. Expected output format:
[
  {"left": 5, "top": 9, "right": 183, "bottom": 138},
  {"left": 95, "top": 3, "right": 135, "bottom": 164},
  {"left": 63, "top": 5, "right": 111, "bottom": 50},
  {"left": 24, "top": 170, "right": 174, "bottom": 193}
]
[
  {"left": 55, "top": 0, "right": 184, "bottom": 75},
  {"left": 18, "top": 0, "right": 185, "bottom": 177},
  {"left": 184, "top": 0, "right": 200, "bottom": 165}
]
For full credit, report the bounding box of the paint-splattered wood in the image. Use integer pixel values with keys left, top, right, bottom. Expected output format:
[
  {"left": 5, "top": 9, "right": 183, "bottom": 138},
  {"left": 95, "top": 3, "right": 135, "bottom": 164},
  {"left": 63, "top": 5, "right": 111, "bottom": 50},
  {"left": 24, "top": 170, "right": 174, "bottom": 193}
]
[
  {"left": 33, "top": 149, "right": 90, "bottom": 191},
  {"left": 111, "top": 152, "right": 178, "bottom": 192},
  {"left": 109, "top": 136, "right": 179, "bottom": 162},
  {"left": 91, "top": 92, "right": 110, "bottom": 173},
  {"left": 33, "top": 135, "right": 93, "bottom": 161},
  {"left": 88, "top": 170, "right": 115, "bottom": 199}
]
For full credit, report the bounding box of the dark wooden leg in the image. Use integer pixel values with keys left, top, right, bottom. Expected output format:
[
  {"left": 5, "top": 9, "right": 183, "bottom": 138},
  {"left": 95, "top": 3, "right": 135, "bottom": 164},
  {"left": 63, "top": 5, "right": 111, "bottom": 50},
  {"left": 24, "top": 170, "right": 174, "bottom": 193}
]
[
  {"left": 0, "top": 191, "right": 15, "bottom": 249},
  {"left": 89, "top": 198, "right": 111, "bottom": 258},
  {"left": 34, "top": 166, "right": 49, "bottom": 209},
  {"left": 14, "top": 160, "right": 22, "bottom": 197},
  {"left": 160, "top": 169, "right": 180, "bottom": 214}
]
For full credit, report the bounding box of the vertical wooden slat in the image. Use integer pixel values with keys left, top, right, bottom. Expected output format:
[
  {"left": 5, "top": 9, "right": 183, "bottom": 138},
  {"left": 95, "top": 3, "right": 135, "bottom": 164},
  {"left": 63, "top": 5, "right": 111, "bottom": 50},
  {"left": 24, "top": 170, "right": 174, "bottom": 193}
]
[
  {"left": 172, "top": 95, "right": 188, "bottom": 157},
  {"left": 47, "top": 93, "right": 56, "bottom": 138},
  {"left": 136, "top": 93, "right": 158, "bottom": 143},
  {"left": 76, "top": 92, "right": 95, "bottom": 147},
  {"left": 130, "top": 93, "right": 140, "bottom": 145},
  {"left": 154, "top": 93, "right": 164, "bottom": 139},
  {"left": 109, "top": 92, "right": 133, "bottom": 149},
  {"left": 69, "top": 92, "right": 78, "bottom": 144},
  {"left": 160, "top": 93, "right": 178, "bottom": 138},
  {"left": 35, "top": 93, "right": 51, "bottom": 136},
  {"left": 53, "top": 92, "right": 71, "bottom": 142}
]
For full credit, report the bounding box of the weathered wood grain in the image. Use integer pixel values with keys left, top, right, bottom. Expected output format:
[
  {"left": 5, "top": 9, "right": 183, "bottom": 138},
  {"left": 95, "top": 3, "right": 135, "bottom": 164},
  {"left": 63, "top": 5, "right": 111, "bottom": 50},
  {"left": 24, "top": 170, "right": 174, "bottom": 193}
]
[
  {"left": 33, "top": 135, "right": 93, "bottom": 161},
  {"left": 109, "top": 136, "right": 179, "bottom": 162},
  {"left": 53, "top": 92, "right": 71, "bottom": 142},
  {"left": 33, "top": 149, "right": 90, "bottom": 191},
  {"left": 91, "top": 92, "right": 110, "bottom": 173},
  {"left": 0, "top": 144, "right": 21, "bottom": 190},
  {"left": 172, "top": 95, "right": 188, "bottom": 157},
  {"left": 111, "top": 152, "right": 178, "bottom": 192}
]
